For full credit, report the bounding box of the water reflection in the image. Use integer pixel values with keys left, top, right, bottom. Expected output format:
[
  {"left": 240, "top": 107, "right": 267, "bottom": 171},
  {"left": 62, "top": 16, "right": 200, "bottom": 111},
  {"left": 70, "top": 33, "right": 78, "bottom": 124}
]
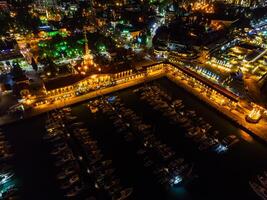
[
  {"left": 169, "top": 187, "right": 191, "bottom": 200},
  {"left": 238, "top": 130, "right": 254, "bottom": 143}
]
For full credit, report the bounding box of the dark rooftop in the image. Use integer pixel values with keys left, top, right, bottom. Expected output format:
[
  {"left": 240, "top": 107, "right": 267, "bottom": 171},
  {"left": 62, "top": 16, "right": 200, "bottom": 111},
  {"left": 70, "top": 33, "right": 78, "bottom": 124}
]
[{"left": 44, "top": 74, "right": 84, "bottom": 91}]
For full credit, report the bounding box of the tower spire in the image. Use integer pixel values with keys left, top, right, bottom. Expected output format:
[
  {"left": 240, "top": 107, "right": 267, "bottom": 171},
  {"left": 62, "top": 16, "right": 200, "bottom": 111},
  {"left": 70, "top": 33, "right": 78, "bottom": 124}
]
[
  {"left": 84, "top": 27, "right": 89, "bottom": 57},
  {"left": 82, "top": 27, "right": 94, "bottom": 71}
]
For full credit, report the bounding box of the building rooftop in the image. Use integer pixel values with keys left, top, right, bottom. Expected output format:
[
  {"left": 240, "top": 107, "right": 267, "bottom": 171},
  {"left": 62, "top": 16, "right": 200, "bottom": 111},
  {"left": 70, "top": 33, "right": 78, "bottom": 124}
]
[{"left": 44, "top": 74, "right": 84, "bottom": 91}]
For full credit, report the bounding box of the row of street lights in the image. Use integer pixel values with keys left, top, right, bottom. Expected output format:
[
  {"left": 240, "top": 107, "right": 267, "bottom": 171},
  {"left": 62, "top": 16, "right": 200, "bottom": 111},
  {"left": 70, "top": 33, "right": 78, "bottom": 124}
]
[{"left": 166, "top": 64, "right": 265, "bottom": 124}]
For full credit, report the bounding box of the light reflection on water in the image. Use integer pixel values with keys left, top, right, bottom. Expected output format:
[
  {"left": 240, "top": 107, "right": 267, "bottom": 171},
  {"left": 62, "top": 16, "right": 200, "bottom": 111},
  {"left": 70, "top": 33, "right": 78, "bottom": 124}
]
[
  {"left": 238, "top": 129, "right": 254, "bottom": 143},
  {"left": 0, "top": 171, "right": 17, "bottom": 198},
  {"left": 169, "top": 187, "right": 191, "bottom": 200}
]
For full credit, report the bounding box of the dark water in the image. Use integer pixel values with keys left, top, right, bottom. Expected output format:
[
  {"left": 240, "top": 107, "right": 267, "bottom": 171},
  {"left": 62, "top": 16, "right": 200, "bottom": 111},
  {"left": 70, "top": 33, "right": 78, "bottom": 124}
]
[
  {"left": 2, "top": 77, "right": 267, "bottom": 200},
  {"left": 2, "top": 113, "right": 62, "bottom": 200}
]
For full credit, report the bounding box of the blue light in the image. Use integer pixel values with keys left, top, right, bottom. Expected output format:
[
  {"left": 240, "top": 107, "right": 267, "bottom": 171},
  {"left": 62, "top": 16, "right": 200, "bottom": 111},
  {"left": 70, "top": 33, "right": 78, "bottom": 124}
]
[
  {"left": 214, "top": 144, "right": 228, "bottom": 153},
  {"left": 174, "top": 176, "right": 182, "bottom": 184},
  {"left": 0, "top": 172, "right": 17, "bottom": 198},
  {"left": 171, "top": 175, "right": 182, "bottom": 186},
  {"left": 107, "top": 96, "right": 116, "bottom": 103},
  {"left": 38, "top": 25, "right": 52, "bottom": 31}
]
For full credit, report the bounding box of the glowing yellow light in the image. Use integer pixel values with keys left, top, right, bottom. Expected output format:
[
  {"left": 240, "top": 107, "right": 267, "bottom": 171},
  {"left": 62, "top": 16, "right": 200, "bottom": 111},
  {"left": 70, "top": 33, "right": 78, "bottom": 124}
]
[{"left": 248, "top": 108, "right": 261, "bottom": 120}]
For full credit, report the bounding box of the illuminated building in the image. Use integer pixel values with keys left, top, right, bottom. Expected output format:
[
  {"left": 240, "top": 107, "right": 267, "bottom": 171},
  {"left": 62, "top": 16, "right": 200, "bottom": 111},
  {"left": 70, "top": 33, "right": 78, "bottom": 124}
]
[
  {"left": 211, "top": 0, "right": 266, "bottom": 7},
  {"left": 43, "top": 74, "right": 112, "bottom": 96},
  {"left": 81, "top": 27, "right": 96, "bottom": 74},
  {"left": 191, "top": 1, "right": 215, "bottom": 13},
  {"left": 37, "top": 0, "right": 57, "bottom": 8}
]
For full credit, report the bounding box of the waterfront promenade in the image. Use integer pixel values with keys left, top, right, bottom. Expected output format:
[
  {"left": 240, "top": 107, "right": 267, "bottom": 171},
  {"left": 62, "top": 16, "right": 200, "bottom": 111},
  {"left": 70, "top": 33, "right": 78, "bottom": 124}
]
[
  {"left": 1, "top": 62, "right": 267, "bottom": 144},
  {"left": 0, "top": 69, "right": 165, "bottom": 126},
  {"left": 165, "top": 64, "right": 267, "bottom": 143}
]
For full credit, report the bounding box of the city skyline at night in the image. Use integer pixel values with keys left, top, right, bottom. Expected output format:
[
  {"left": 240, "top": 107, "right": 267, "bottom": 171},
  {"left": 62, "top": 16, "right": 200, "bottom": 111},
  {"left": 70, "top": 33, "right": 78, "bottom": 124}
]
[{"left": 0, "top": 1, "right": 267, "bottom": 200}]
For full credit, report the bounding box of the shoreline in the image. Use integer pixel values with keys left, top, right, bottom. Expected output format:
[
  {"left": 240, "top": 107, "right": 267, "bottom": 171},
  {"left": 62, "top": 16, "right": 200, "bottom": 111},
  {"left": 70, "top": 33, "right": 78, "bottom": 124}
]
[{"left": 2, "top": 63, "right": 267, "bottom": 145}]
